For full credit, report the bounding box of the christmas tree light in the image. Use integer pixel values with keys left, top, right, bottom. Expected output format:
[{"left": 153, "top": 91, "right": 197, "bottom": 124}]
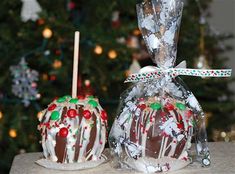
[
  {"left": 9, "top": 129, "right": 17, "bottom": 138},
  {"left": 42, "top": 28, "right": 53, "bottom": 39},
  {"left": 108, "top": 50, "right": 117, "bottom": 59}
]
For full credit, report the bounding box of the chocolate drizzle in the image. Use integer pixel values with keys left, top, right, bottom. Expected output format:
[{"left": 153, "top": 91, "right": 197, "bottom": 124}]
[
  {"left": 173, "top": 139, "right": 186, "bottom": 158},
  {"left": 55, "top": 134, "right": 67, "bottom": 163},
  {"left": 61, "top": 107, "right": 68, "bottom": 122},
  {"left": 41, "top": 111, "right": 47, "bottom": 123},
  {"left": 86, "top": 113, "right": 97, "bottom": 160},
  {"left": 74, "top": 127, "right": 81, "bottom": 161}
]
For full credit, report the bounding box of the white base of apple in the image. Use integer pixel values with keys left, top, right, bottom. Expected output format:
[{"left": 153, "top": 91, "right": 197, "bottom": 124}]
[
  {"left": 124, "top": 156, "right": 190, "bottom": 173},
  {"left": 35, "top": 154, "right": 107, "bottom": 171}
]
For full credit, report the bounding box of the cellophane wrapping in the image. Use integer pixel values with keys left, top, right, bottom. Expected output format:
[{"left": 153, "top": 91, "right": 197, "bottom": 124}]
[{"left": 108, "top": 0, "right": 210, "bottom": 173}]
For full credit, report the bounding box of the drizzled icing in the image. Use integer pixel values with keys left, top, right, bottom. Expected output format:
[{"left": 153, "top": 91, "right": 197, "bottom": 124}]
[
  {"left": 110, "top": 96, "right": 194, "bottom": 172},
  {"left": 38, "top": 96, "right": 107, "bottom": 163}
]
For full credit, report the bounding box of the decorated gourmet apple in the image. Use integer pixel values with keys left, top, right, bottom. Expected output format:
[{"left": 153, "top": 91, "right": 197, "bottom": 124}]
[
  {"left": 108, "top": 0, "right": 221, "bottom": 173},
  {"left": 38, "top": 95, "right": 107, "bottom": 163},
  {"left": 36, "top": 32, "right": 108, "bottom": 170},
  {"left": 125, "top": 96, "right": 193, "bottom": 161}
]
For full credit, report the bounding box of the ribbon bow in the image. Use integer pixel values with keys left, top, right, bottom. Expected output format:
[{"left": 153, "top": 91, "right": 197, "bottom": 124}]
[{"left": 125, "top": 61, "right": 232, "bottom": 83}]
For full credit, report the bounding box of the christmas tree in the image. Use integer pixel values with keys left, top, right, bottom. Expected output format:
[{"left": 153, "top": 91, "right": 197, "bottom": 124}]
[{"left": 0, "top": 0, "right": 234, "bottom": 173}]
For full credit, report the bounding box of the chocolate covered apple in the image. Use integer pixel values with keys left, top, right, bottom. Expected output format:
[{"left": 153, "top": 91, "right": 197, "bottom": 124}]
[
  {"left": 109, "top": 94, "right": 195, "bottom": 172},
  {"left": 38, "top": 95, "right": 107, "bottom": 163}
]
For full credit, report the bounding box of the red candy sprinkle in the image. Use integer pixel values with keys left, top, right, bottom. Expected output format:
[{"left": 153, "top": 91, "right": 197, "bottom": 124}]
[
  {"left": 101, "top": 110, "right": 108, "bottom": 121},
  {"left": 83, "top": 110, "right": 92, "bottom": 119},
  {"left": 67, "top": 109, "right": 77, "bottom": 118},
  {"left": 55, "top": 122, "right": 59, "bottom": 127},
  {"left": 185, "top": 110, "right": 193, "bottom": 118},
  {"left": 138, "top": 104, "right": 147, "bottom": 110},
  {"left": 48, "top": 104, "right": 57, "bottom": 111},
  {"left": 160, "top": 111, "right": 166, "bottom": 117},
  {"left": 165, "top": 103, "right": 174, "bottom": 111},
  {"left": 177, "top": 123, "right": 184, "bottom": 129},
  {"left": 59, "top": 127, "right": 69, "bottom": 138}
]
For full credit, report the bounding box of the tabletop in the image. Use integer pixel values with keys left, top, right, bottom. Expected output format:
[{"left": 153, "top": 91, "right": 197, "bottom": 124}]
[{"left": 10, "top": 142, "right": 235, "bottom": 174}]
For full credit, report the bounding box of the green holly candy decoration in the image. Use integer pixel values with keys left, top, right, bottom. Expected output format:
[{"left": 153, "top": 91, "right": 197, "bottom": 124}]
[
  {"left": 57, "top": 97, "right": 67, "bottom": 103},
  {"left": 88, "top": 96, "right": 95, "bottom": 99},
  {"left": 69, "top": 98, "right": 79, "bottom": 104},
  {"left": 150, "top": 103, "right": 162, "bottom": 110},
  {"left": 57, "top": 95, "right": 71, "bottom": 103},
  {"left": 176, "top": 103, "right": 186, "bottom": 111},
  {"left": 51, "top": 111, "right": 60, "bottom": 120},
  {"left": 88, "top": 99, "right": 98, "bottom": 107}
]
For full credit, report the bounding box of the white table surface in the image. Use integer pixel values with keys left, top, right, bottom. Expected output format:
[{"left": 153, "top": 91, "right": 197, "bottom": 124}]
[{"left": 10, "top": 142, "right": 235, "bottom": 174}]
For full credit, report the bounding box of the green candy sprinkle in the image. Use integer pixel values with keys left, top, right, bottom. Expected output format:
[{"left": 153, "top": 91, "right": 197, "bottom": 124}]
[
  {"left": 57, "top": 97, "right": 67, "bottom": 103},
  {"left": 150, "top": 103, "right": 162, "bottom": 110},
  {"left": 88, "top": 99, "right": 98, "bottom": 107},
  {"left": 51, "top": 111, "right": 60, "bottom": 120},
  {"left": 69, "top": 98, "right": 79, "bottom": 104},
  {"left": 176, "top": 103, "right": 186, "bottom": 111},
  {"left": 88, "top": 96, "right": 95, "bottom": 99}
]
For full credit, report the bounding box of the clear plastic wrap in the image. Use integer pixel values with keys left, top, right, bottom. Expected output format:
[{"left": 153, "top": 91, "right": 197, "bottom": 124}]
[{"left": 108, "top": 0, "right": 211, "bottom": 173}]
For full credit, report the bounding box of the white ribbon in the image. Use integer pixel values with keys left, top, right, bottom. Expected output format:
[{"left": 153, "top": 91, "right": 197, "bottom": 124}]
[{"left": 125, "top": 61, "right": 232, "bottom": 83}]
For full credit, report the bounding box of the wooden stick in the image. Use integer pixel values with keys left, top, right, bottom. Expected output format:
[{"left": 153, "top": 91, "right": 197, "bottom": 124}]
[{"left": 72, "top": 31, "right": 80, "bottom": 98}]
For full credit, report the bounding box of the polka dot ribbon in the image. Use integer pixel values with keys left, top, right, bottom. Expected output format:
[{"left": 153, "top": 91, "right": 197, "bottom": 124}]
[{"left": 125, "top": 61, "right": 232, "bottom": 83}]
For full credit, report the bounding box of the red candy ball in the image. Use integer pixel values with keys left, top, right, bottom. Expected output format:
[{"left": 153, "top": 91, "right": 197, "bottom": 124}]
[
  {"left": 101, "top": 110, "right": 108, "bottom": 121},
  {"left": 48, "top": 104, "right": 57, "bottom": 111},
  {"left": 67, "top": 109, "right": 77, "bottom": 118},
  {"left": 165, "top": 103, "right": 174, "bottom": 111},
  {"left": 83, "top": 110, "right": 92, "bottom": 120},
  {"left": 59, "top": 127, "right": 69, "bottom": 138},
  {"left": 138, "top": 104, "right": 147, "bottom": 110}
]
